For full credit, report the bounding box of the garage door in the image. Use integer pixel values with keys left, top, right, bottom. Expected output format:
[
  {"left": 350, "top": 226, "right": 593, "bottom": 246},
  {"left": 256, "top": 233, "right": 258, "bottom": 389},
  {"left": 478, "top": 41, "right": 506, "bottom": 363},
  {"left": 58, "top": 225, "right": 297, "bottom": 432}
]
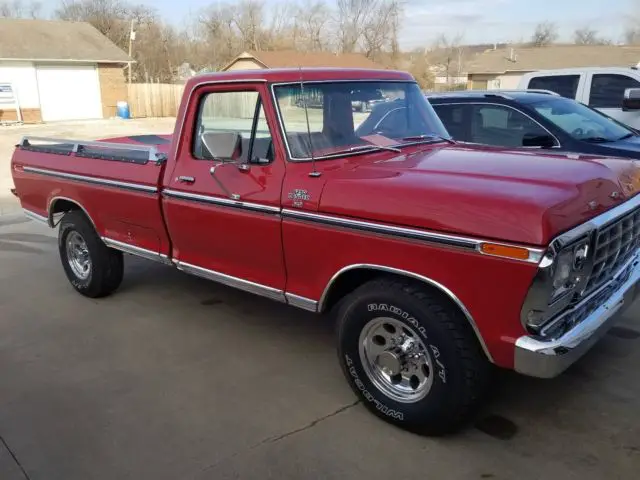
[{"left": 36, "top": 65, "right": 103, "bottom": 122}]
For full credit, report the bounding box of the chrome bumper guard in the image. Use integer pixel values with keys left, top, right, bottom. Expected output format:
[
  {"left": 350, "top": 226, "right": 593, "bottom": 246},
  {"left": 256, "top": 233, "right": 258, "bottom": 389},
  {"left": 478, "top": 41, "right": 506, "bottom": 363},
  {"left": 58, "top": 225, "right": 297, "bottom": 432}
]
[{"left": 514, "top": 253, "right": 640, "bottom": 378}]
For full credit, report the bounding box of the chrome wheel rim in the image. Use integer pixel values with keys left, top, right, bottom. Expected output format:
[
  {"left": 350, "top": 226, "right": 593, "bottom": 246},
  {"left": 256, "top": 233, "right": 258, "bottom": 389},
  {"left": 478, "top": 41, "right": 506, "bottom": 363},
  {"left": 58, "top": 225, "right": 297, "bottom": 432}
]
[
  {"left": 358, "top": 317, "right": 434, "bottom": 403},
  {"left": 65, "top": 231, "right": 91, "bottom": 280}
]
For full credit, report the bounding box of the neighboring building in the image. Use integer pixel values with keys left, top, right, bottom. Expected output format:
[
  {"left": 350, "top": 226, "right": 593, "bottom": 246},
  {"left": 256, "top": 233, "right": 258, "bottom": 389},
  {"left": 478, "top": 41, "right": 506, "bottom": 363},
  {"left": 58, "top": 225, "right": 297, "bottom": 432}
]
[
  {"left": 431, "top": 66, "right": 467, "bottom": 90},
  {"left": 427, "top": 43, "right": 508, "bottom": 91},
  {"left": 467, "top": 44, "right": 640, "bottom": 90},
  {"left": 0, "top": 18, "right": 132, "bottom": 123},
  {"left": 174, "top": 62, "right": 196, "bottom": 82},
  {"left": 221, "top": 50, "right": 383, "bottom": 71}
]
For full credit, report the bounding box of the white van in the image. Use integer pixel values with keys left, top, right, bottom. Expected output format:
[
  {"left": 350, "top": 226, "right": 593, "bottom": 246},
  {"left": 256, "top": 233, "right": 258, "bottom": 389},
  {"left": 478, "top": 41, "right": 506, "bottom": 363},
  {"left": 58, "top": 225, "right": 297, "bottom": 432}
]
[{"left": 517, "top": 67, "right": 640, "bottom": 129}]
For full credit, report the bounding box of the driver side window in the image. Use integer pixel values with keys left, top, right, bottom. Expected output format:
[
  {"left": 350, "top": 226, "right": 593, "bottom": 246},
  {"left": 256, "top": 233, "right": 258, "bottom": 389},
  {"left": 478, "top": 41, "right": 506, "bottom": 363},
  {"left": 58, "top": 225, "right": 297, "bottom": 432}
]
[
  {"left": 469, "top": 104, "right": 551, "bottom": 147},
  {"left": 192, "top": 90, "right": 274, "bottom": 163}
]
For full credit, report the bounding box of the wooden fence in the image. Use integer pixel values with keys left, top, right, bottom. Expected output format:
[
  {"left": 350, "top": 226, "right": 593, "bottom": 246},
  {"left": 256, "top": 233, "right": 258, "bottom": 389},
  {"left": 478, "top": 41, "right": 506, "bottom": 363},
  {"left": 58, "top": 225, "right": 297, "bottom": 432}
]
[
  {"left": 127, "top": 83, "right": 184, "bottom": 118},
  {"left": 127, "top": 83, "right": 260, "bottom": 119}
]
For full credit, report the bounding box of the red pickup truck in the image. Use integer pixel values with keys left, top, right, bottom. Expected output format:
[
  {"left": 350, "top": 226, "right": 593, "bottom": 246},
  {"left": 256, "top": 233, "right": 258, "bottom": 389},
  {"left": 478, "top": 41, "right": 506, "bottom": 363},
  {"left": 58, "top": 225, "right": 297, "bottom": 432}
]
[{"left": 11, "top": 68, "right": 640, "bottom": 435}]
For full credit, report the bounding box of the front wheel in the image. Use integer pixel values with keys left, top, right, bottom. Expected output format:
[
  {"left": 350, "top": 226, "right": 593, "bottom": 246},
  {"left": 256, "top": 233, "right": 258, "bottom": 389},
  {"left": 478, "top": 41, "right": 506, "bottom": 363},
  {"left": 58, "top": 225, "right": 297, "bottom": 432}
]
[
  {"left": 336, "top": 278, "right": 492, "bottom": 436},
  {"left": 58, "top": 211, "right": 124, "bottom": 298}
]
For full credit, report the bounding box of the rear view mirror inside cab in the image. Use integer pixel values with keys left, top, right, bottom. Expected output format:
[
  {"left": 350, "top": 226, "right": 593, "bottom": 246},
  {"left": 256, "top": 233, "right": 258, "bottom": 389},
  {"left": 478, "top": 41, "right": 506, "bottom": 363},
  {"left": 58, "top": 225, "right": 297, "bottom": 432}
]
[
  {"left": 199, "top": 131, "right": 242, "bottom": 161},
  {"left": 623, "top": 88, "right": 640, "bottom": 111}
]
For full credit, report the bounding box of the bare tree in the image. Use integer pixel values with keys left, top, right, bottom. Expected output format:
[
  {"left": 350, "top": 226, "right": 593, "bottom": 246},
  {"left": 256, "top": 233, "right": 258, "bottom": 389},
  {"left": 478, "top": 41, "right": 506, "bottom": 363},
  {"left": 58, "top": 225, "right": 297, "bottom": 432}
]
[
  {"left": 44, "top": 0, "right": 406, "bottom": 81},
  {"left": 573, "top": 26, "right": 610, "bottom": 45},
  {"left": 407, "top": 48, "right": 434, "bottom": 89},
  {"left": 429, "top": 33, "right": 465, "bottom": 85},
  {"left": 231, "top": 0, "right": 264, "bottom": 51},
  {"left": 335, "top": 0, "right": 370, "bottom": 53},
  {"left": 626, "top": 27, "right": 640, "bottom": 44},
  {"left": 57, "top": 0, "right": 132, "bottom": 48},
  {"left": 335, "top": 0, "right": 402, "bottom": 60},
  {"left": 624, "top": 0, "right": 640, "bottom": 44},
  {"left": 361, "top": 0, "right": 402, "bottom": 62},
  {"left": 530, "top": 21, "right": 558, "bottom": 47},
  {"left": 294, "top": 0, "right": 332, "bottom": 52},
  {"left": 0, "top": 0, "right": 42, "bottom": 18},
  {"left": 573, "top": 27, "right": 597, "bottom": 44}
]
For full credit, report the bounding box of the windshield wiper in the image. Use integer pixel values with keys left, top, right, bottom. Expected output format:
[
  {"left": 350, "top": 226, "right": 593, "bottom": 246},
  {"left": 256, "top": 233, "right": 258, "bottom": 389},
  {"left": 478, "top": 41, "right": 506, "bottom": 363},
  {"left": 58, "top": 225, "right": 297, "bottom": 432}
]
[
  {"left": 401, "top": 134, "right": 457, "bottom": 145},
  {"left": 582, "top": 136, "right": 615, "bottom": 143},
  {"left": 617, "top": 133, "right": 635, "bottom": 141},
  {"left": 330, "top": 144, "right": 401, "bottom": 155}
]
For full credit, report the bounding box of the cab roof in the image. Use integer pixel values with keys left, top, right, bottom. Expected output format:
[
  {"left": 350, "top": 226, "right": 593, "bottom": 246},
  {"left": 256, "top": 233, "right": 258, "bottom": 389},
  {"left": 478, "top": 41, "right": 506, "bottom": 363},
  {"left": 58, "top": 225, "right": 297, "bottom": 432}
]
[{"left": 185, "top": 67, "right": 415, "bottom": 87}]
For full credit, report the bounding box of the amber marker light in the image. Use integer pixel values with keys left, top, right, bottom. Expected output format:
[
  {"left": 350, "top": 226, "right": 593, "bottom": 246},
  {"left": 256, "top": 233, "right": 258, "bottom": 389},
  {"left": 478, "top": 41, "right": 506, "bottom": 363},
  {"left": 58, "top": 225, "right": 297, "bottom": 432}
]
[{"left": 479, "top": 242, "right": 531, "bottom": 261}]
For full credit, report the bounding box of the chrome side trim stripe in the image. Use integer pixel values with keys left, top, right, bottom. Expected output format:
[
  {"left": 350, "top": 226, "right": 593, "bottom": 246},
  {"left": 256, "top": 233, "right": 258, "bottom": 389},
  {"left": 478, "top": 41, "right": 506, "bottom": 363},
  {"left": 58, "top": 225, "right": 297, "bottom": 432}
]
[
  {"left": 23, "top": 166, "right": 157, "bottom": 193},
  {"left": 284, "top": 293, "right": 319, "bottom": 312},
  {"left": 23, "top": 208, "right": 49, "bottom": 224},
  {"left": 284, "top": 209, "right": 478, "bottom": 250},
  {"left": 102, "top": 237, "right": 172, "bottom": 265},
  {"left": 282, "top": 209, "right": 544, "bottom": 264},
  {"left": 174, "top": 260, "right": 286, "bottom": 303},
  {"left": 162, "top": 189, "right": 280, "bottom": 214}
]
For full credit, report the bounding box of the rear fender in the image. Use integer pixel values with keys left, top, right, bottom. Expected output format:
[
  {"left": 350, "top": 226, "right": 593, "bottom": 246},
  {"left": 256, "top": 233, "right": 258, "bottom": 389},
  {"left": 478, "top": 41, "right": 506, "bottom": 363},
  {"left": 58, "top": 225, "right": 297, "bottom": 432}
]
[{"left": 47, "top": 196, "right": 99, "bottom": 231}]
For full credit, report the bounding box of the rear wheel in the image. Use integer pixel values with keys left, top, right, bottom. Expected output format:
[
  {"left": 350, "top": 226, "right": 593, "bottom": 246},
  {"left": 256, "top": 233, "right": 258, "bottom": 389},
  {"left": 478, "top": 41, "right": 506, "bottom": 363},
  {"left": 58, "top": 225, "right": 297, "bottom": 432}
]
[
  {"left": 58, "top": 211, "right": 123, "bottom": 298},
  {"left": 335, "top": 277, "right": 493, "bottom": 436}
]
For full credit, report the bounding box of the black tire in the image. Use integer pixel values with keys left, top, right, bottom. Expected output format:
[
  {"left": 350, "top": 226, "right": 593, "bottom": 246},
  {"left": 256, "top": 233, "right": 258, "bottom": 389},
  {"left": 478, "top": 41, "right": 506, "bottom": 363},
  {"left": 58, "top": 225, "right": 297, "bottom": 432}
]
[
  {"left": 58, "top": 210, "right": 124, "bottom": 298},
  {"left": 335, "top": 277, "right": 493, "bottom": 436}
]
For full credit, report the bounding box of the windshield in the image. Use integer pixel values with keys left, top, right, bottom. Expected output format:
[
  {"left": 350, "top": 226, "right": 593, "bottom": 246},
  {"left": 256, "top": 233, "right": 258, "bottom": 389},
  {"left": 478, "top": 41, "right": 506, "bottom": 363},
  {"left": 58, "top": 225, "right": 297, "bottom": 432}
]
[
  {"left": 529, "top": 97, "right": 633, "bottom": 142},
  {"left": 273, "top": 81, "right": 450, "bottom": 160}
]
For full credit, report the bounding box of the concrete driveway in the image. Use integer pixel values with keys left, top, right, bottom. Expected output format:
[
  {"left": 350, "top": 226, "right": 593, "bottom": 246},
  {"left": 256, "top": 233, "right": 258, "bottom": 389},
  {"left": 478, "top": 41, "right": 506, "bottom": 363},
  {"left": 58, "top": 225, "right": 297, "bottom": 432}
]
[{"left": 0, "top": 213, "right": 639, "bottom": 479}]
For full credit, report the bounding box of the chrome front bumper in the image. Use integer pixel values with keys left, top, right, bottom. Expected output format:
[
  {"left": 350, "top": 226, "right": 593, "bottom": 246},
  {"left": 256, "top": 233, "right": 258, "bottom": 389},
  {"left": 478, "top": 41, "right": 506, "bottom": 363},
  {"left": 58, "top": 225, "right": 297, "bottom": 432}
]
[{"left": 514, "top": 254, "right": 640, "bottom": 378}]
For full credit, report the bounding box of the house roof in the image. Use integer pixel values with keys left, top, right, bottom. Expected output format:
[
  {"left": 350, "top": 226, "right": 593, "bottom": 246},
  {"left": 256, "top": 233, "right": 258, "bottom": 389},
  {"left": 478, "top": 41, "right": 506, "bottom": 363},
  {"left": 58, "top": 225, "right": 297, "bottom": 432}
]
[
  {"left": 467, "top": 45, "right": 640, "bottom": 74},
  {"left": 0, "top": 18, "right": 132, "bottom": 63},
  {"left": 223, "top": 50, "right": 383, "bottom": 71}
]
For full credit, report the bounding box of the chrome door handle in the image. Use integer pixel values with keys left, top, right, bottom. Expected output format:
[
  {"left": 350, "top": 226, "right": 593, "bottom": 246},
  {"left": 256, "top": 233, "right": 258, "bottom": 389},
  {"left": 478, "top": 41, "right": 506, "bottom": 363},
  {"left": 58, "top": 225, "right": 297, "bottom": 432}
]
[{"left": 177, "top": 175, "right": 195, "bottom": 184}]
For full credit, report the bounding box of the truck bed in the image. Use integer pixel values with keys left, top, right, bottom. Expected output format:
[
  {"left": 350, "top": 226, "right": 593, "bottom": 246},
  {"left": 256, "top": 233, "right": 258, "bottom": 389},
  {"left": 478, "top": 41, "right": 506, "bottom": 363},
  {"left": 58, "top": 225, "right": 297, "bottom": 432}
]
[{"left": 11, "top": 135, "right": 173, "bottom": 259}]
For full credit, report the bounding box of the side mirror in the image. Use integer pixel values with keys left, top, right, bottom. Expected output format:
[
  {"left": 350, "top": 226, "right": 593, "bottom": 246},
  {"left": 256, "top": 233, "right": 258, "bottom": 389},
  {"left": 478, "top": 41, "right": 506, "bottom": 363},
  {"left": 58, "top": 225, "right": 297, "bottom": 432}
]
[
  {"left": 623, "top": 88, "right": 640, "bottom": 111},
  {"left": 522, "top": 133, "right": 556, "bottom": 148}
]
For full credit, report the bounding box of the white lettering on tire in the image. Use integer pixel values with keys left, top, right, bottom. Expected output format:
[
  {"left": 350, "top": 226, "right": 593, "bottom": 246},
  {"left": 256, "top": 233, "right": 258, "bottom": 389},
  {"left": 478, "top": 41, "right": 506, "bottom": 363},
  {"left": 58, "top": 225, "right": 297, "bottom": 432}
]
[
  {"left": 367, "top": 303, "right": 447, "bottom": 384},
  {"left": 345, "top": 355, "right": 404, "bottom": 420}
]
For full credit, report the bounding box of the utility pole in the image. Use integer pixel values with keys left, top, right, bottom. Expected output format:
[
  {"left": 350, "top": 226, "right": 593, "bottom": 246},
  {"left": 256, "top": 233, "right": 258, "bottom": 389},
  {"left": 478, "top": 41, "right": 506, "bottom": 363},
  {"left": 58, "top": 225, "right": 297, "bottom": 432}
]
[{"left": 128, "top": 19, "right": 136, "bottom": 84}]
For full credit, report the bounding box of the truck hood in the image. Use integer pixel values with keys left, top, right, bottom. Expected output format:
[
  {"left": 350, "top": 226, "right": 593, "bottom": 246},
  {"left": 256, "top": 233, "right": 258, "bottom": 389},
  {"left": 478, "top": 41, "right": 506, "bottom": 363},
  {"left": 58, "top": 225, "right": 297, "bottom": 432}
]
[{"left": 318, "top": 146, "right": 640, "bottom": 246}]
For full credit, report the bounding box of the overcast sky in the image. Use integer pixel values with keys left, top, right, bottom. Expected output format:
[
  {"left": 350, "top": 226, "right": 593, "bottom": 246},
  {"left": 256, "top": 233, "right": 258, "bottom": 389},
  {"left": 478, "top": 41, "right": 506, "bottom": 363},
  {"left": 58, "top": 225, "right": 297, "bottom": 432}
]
[{"left": 41, "top": 0, "right": 633, "bottom": 49}]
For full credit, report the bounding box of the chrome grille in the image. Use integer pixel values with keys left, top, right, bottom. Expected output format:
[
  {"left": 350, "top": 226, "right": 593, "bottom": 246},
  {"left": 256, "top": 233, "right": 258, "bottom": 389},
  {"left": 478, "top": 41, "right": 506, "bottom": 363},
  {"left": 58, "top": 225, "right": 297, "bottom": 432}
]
[{"left": 585, "top": 208, "right": 640, "bottom": 294}]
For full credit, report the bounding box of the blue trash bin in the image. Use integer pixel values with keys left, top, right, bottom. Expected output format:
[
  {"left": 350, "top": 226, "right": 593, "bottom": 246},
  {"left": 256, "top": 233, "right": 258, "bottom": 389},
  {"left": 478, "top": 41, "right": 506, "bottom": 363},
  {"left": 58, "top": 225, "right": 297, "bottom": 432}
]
[{"left": 116, "top": 101, "right": 131, "bottom": 119}]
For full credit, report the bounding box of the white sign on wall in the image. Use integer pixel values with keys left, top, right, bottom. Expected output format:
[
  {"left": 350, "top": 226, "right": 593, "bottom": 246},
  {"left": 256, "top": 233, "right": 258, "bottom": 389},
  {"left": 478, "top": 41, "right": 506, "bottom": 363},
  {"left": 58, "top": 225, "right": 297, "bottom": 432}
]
[{"left": 0, "top": 82, "right": 22, "bottom": 124}]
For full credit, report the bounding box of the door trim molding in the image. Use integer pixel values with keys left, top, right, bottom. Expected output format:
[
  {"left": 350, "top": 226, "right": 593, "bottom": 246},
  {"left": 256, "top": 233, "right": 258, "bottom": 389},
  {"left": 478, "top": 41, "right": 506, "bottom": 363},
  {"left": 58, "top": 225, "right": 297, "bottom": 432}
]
[
  {"left": 102, "top": 237, "right": 172, "bottom": 265},
  {"left": 162, "top": 189, "right": 280, "bottom": 215},
  {"left": 174, "top": 259, "right": 286, "bottom": 303}
]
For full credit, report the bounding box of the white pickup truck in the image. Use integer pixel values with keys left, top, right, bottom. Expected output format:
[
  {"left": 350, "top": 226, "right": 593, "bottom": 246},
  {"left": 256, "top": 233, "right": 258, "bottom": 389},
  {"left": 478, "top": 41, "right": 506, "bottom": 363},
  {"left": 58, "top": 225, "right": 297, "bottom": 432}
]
[{"left": 517, "top": 67, "right": 640, "bottom": 129}]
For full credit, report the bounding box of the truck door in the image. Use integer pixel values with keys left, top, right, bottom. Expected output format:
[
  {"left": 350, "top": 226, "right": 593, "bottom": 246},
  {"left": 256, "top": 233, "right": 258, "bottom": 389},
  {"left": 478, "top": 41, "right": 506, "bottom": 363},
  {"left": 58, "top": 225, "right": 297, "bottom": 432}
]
[
  {"left": 161, "top": 81, "right": 287, "bottom": 300},
  {"left": 584, "top": 72, "right": 640, "bottom": 129}
]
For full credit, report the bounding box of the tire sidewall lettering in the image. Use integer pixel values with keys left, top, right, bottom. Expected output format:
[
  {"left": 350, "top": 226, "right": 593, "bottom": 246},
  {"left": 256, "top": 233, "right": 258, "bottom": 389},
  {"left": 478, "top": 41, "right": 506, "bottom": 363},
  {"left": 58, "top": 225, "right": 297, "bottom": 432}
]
[{"left": 345, "top": 354, "right": 404, "bottom": 420}]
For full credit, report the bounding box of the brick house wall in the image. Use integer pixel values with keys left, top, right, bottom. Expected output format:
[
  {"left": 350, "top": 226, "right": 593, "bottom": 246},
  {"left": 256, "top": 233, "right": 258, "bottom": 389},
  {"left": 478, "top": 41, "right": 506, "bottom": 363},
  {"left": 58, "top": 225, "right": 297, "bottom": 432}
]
[
  {"left": 0, "top": 107, "right": 41, "bottom": 123},
  {"left": 97, "top": 63, "right": 127, "bottom": 118}
]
